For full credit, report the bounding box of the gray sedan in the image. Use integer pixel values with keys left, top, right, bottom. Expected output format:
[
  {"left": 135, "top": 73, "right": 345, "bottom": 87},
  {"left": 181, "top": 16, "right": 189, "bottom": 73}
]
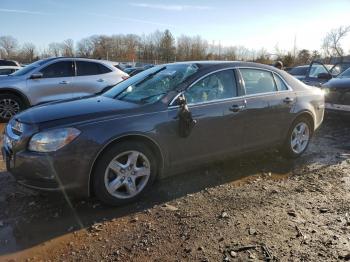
[{"left": 2, "top": 61, "right": 325, "bottom": 205}]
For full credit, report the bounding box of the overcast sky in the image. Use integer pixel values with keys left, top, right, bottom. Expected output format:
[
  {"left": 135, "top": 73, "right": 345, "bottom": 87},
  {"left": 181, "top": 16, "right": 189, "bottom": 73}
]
[{"left": 1, "top": 0, "right": 350, "bottom": 53}]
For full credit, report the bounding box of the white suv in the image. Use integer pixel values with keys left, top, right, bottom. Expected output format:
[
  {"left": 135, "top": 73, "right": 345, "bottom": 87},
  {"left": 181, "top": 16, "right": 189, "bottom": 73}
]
[{"left": 0, "top": 57, "right": 129, "bottom": 121}]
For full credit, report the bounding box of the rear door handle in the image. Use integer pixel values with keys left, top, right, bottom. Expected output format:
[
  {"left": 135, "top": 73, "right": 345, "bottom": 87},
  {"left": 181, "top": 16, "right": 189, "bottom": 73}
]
[
  {"left": 230, "top": 104, "right": 246, "bottom": 112},
  {"left": 283, "top": 97, "right": 294, "bottom": 103},
  {"left": 59, "top": 81, "right": 69, "bottom": 85},
  {"left": 97, "top": 79, "right": 105, "bottom": 82}
]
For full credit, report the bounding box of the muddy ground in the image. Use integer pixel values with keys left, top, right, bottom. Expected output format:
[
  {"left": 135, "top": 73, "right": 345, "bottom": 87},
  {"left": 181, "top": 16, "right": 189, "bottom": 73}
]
[{"left": 0, "top": 116, "right": 349, "bottom": 261}]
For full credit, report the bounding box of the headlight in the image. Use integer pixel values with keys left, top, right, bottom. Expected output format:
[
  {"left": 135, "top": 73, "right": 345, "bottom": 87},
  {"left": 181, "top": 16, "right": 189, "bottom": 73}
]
[
  {"left": 322, "top": 87, "right": 329, "bottom": 96},
  {"left": 28, "top": 128, "right": 81, "bottom": 152}
]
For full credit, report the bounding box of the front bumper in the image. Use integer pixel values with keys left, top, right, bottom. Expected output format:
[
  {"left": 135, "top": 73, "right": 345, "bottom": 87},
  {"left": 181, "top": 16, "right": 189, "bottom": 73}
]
[
  {"left": 2, "top": 133, "right": 96, "bottom": 198},
  {"left": 325, "top": 103, "right": 350, "bottom": 116}
]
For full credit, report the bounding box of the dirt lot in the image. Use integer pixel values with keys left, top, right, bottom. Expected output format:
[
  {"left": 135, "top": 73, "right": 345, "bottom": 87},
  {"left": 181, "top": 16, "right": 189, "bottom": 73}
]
[{"left": 0, "top": 116, "right": 349, "bottom": 261}]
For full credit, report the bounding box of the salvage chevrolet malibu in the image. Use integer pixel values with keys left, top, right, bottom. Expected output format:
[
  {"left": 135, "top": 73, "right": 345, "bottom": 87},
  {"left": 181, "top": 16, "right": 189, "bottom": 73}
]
[{"left": 2, "top": 62, "right": 325, "bottom": 205}]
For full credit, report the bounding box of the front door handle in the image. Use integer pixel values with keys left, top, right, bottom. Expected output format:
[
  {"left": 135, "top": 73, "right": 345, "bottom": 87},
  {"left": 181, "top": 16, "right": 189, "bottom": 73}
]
[
  {"left": 283, "top": 97, "right": 294, "bottom": 103},
  {"left": 59, "top": 81, "right": 69, "bottom": 85},
  {"left": 97, "top": 79, "right": 105, "bottom": 82},
  {"left": 230, "top": 104, "right": 246, "bottom": 112}
]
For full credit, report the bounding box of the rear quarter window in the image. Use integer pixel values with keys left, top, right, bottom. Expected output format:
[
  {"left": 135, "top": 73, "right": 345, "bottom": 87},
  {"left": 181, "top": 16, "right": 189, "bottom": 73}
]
[
  {"left": 76, "top": 61, "right": 112, "bottom": 76},
  {"left": 274, "top": 74, "right": 288, "bottom": 91}
]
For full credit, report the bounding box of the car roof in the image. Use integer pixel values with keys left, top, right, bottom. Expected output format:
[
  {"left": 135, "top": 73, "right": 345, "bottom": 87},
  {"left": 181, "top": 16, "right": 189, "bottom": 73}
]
[
  {"left": 40, "top": 57, "right": 117, "bottom": 64},
  {"left": 163, "top": 60, "right": 281, "bottom": 72}
]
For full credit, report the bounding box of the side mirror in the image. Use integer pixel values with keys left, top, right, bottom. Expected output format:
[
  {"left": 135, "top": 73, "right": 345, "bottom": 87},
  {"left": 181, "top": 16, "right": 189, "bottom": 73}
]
[
  {"left": 30, "top": 72, "right": 43, "bottom": 79},
  {"left": 176, "top": 94, "right": 196, "bottom": 138},
  {"left": 176, "top": 94, "right": 187, "bottom": 107},
  {"left": 317, "top": 72, "right": 332, "bottom": 80}
]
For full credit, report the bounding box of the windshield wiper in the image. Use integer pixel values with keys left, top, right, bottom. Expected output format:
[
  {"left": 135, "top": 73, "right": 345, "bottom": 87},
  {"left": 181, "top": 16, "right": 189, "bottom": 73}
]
[{"left": 139, "top": 92, "right": 167, "bottom": 103}]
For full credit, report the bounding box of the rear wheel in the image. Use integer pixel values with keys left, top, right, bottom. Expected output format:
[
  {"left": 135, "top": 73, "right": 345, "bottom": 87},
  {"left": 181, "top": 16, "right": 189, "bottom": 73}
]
[
  {"left": 282, "top": 117, "right": 312, "bottom": 158},
  {"left": 93, "top": 141, "right": 158, "bottom": 206},
  {"left": 0, "top": 94, "right": 25, "bottom": 122}
]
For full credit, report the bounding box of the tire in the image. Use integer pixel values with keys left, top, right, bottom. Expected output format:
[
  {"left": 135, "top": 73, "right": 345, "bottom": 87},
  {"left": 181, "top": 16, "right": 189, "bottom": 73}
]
[
  {"left": 93, "top": 141, "right": 158, "bottom": 206},
  {"left": 281, "top": 117, "right": 313, "bottom": 159},
  {"left": 0, "top": 93, "right": 25, "bottom": 122}
]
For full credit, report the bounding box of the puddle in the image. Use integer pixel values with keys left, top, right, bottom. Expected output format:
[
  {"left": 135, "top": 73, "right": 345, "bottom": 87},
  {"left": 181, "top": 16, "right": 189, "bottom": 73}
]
[{"left": 0, "top": 225, "right": 18, "bottom": 254}]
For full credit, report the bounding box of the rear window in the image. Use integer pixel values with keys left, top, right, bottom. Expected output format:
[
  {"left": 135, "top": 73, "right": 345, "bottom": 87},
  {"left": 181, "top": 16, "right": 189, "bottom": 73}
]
[
  {"left": 76, "top": 61, "right": 112, "bottom": 76},
  {"left": 0, "top": 60, "right": 17, "bottom": 66}
]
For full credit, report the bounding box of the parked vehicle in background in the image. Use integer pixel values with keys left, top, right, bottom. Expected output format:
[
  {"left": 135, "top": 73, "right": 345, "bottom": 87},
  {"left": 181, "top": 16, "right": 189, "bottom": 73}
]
[
  {"left": 129, "top": 68, "right": 145, "bottom": 76},
  {"left": 288, "top": 64, "right": 333, "bottom": 82},
  {"left": 322, "top": 67, "right": 350, "bottom": 115},
  {"left": 124, "top": 64, "right": 154, "bottom": 76},
  {"left": 2, "top": 61, "right": 325, "bottom": 205},
  {"left": 0, "top": 57, "right": 129, "bottom": 121},
  {"left": 123, "top": 67, "right": 139, "bottom": 74},
  {"left": 289, "top": 61, "right": 350, "bottom": 87},
  {"left": 0, "top": 66, "right": 22, "bottom": 76},
  {"left": 0, "top": 59, "right": 21, "bottom": 67},
  {"left": 288, "top": 65, "right": 310, "bottom": 80},
  {"left": 107, "top": 61, "right": 125, "bottom": 71}
]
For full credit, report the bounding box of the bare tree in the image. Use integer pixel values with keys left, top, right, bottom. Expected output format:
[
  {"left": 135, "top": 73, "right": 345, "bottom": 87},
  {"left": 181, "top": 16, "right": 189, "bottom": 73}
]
[
  {"left": 61, "top": 39, "right": 75, "bottom": 57},
  {"left": 322, "top": 25, "right": 350, "bottom": 61},
  {"left": 0, "top": 35, "right": 18, "bottom": 59},
  {"left": 76, "top": 37, "right": 94, "bottom": 57},
  {"left": 48, "top": 42, "right": 62, "bottom": 57},
  {"left": 177, "top": 35, "right": 207, "bottom": 61},
  {"left": 296, "top": 49, "right": 311, "bottom": 64},
  {"left": 20, "top": 42, "right": 36, "bottom": 62},
  {"left": 160, "top": 30, "right": 175, "bottom": 62}
]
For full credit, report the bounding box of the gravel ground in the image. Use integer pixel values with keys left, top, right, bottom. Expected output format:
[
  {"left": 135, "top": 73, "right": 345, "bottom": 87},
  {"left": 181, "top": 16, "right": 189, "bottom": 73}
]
[{"left": 0, "top": 116, "right": 349, "bottom": 262}]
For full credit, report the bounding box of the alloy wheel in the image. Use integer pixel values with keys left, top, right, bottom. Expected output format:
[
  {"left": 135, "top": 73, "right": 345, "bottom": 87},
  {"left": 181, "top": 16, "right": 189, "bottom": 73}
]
[
  {"left": 290, "top": 122, "right": 310, "bottom": 154},
  {"left": 0, "top": 98, "right": 20, "bottom": 120},
  {"left": 104, "top": 150, "right": 151, "bottom": 199}
]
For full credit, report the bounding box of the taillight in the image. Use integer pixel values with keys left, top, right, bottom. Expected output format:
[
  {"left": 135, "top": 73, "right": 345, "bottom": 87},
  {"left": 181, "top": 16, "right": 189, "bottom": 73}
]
[{"left": 122, "top": 75, "right": 129, "bottom": 81}]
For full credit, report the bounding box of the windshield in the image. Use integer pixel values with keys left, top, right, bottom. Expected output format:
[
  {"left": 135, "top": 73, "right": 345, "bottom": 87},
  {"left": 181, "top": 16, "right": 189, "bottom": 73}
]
[
  {"left": 104, "top": 63, "right": 198, "bottom": 104},
  {"left": 332, "top": 63, "right": 350, "bottom": 77},
  {"left": 11, "top": 58, "right": 54, "bottom": 76},
  {"left": 337, "top": 67, "right": 350, "bottom": 78}
]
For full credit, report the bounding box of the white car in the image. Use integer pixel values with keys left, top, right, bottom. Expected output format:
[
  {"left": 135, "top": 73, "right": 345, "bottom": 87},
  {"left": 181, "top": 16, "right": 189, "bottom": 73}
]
[
  {"left": 0, "top": 66, "right": 22, "bottom": 76},
  {"left": 0, "top": 57, "right": 129, "bottom": 121}
]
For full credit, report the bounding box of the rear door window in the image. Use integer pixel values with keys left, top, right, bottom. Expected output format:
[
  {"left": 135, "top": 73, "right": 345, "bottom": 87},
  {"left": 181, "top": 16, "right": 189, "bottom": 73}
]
[
  {"left": 239, "top": 68, "right": 277, "bottom": 95},
  {"left": 76, "top": 61, "right": 112, "bottom": 76},
  {"left": 40, "top": 61, "right": 75, "bottom": 78}
]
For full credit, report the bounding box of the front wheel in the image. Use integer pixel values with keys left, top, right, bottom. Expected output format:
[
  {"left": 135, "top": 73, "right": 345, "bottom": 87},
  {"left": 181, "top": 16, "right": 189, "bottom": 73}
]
[
  {"left": 282, "top": 117, "right": 312, "bottom": 158},
  {"left": 0, "top": 94, "right": 25, "bottom": 122},
  {"left": 93, "top": 141, "right": 158, "bottom": 206}
]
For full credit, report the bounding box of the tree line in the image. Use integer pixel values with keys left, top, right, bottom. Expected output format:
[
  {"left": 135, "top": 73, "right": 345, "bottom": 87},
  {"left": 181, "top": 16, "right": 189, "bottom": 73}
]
[{"left": 0, "top": 26, "right": 349, "bottom": 67}]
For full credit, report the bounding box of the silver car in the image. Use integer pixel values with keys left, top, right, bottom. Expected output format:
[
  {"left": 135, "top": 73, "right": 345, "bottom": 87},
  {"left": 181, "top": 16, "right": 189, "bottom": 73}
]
[
  {"left": 0, "top": 57, "right": 129, "bottom": 121},
  {"left": 0, "top": 66, "right": 22, "bottom": 76}
]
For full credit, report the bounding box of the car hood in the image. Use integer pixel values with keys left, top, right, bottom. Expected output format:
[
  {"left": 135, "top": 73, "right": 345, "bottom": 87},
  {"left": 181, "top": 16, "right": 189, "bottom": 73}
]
[
  {"left": 323, "top": 78, "right": 350, "bottom": 89},
  {"left": 16, "top": 96, "right": 141, "bottom": 125},
  {"left": 0, "top": 75, "right": 23, "bottom": 85}
]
